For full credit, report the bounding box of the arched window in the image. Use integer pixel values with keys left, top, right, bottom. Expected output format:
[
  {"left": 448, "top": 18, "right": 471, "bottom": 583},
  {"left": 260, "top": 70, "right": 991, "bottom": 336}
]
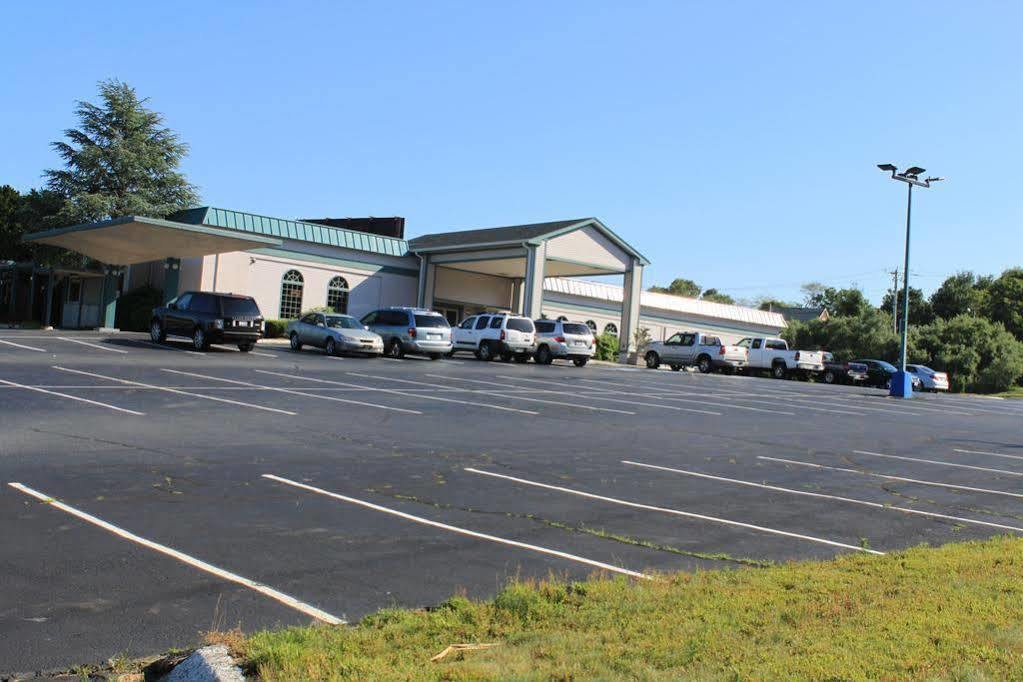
[
  {"left": 603, "top": 322, "right": 618, "bottom": 337},
  {"left": 326, "top": 276, "right": 349, "bottom": 314},
  {"left": 556, "top": 315, "right": 568, "bottom": 322},
  {"left": 279, "top": 269, "right": 304, "bottom": 319},
  {"left": 585, "top": 320, "right": 597, "bottom": 333}
]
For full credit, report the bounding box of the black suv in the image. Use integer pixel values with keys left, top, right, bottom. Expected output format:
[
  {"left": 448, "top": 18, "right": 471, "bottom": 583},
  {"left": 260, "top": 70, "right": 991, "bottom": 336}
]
[{"left": 151, "top": 291, "right": 263, "bottom": 352}]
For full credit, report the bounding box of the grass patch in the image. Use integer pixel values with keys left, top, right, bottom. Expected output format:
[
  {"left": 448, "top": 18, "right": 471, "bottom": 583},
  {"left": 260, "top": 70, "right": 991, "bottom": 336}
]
[
  {"left": 241, "top": 536, "right": 1023, "bottom": 680},
  {"left": 991, "top": 386, "right": 1023, "bottom": 399}
]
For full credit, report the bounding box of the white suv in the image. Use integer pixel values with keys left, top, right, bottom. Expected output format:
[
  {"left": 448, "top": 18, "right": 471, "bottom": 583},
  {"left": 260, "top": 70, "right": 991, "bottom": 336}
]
[
  {"left": 533, "top": 319, "right": 595, "bottom": 366},
  {"left": 451, "top": 313, "right": 535, "bottom": 362}
]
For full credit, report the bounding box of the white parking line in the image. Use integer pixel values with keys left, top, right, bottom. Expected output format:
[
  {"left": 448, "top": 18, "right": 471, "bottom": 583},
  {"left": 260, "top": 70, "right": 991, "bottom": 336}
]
[
  {"left": 129, "top": 340, "right": 207, "bottom": 356},
  {"left": 483, "top": 375, "right": 721, "bottom": 415},
  {"left": 424, "top": 375, "right": 637, "bottom": 415},
  {"left": 954, "top": 448, "right": 1023, "bottom": 462},
  {"left": 263, "top": 474, "right": 650, "bottom": 580},
  {"left": 53, "top": 366, "right": 297, "bottom": 415},
  {"left": 852, "top": 450, "right": 1023, "bottom": 477},
  {"left": 574, "top": 378, "right": 793, "bottom": 415},
  {"left": 758, "top": 455, "right": 1023, "bottom": 500},
  {"left": 622, "top": 460, "right": 1023, "bottom": 534},
  {"left": 464, "top": 467, "right": 883, "bottom": 555},
  {"left": 581, "top": 377, "right": 911, "bottom": 417},
  {"left": 253, "top": 369, "right": 538, "bottom": 415},
  {"left": 0, "top": 338, "right": 46, "bottom": 352},
  {"left": 634, "top": 391, "right": 867, "bottom": 416},
  {"left": 0, "top": 378, "right": 145, "bottom": 415},
  {"left": 8, "top": 482, "right": 342, "bottom": 624},
  {"left": 211, "top": 344, "right": 278, "bottom": 358},
  {"left": 348, "top": 371, "right": 650, "bottom": 415},
  {"left": 57, "top": 337, "right": 129, "bottom": 354},
  {"left": 161, "top": 369, "right": 422, "bottom": 415}
]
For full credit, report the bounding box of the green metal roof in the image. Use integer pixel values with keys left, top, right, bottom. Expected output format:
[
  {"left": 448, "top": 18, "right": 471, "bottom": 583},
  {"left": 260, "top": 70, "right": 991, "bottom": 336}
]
[{"left": 167, "top": 207, "right": 411, "bottom": 258}]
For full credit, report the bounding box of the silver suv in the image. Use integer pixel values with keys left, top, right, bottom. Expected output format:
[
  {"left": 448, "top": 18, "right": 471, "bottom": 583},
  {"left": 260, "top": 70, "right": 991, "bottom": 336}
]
[
  {"left": 533, "top": 319, "right": 594, "bottom": 366},
  {"left": 360, "top": 307, "right": 452, "bottom": 359},
  {"left": 451, "top": 312, "right": 535, "bottom": 362}
]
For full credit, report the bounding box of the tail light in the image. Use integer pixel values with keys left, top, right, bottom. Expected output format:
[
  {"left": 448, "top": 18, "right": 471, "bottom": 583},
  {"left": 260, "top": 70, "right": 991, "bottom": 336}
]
[
  {"left": 500, "top": 330, "right": 506, "bottom": 341},
  {"left": 408, "top": 327, "right": 416, "bottom": 338},
  {"left": 719, "top": 346, "right": 726, "bottom": 355},
  {"left": 588, "top": 336, "right": 594, "bottom": 348},
  {"left": 794, "top": 351, "right": 801, "bottom": 361},
  {"left": 555, "top": 336, "right": 565, "bottom": 343}
]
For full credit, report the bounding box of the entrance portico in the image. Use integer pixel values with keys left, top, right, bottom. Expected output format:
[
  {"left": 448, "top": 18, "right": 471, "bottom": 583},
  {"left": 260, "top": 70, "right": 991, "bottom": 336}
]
[{"left": 409, "top": 218, "right": 648, "bottom": 363}]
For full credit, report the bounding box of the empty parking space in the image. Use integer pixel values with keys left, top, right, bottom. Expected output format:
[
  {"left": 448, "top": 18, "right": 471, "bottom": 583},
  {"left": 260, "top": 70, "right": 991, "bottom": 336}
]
[{"left": 4, "top": 331, "right": 1023, "bottom": 671}]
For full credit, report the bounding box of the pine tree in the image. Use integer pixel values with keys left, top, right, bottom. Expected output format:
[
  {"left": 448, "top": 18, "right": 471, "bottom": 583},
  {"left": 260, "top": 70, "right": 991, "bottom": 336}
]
[{"left": 45, "top": 79, "right": 199, "bottom": 223}]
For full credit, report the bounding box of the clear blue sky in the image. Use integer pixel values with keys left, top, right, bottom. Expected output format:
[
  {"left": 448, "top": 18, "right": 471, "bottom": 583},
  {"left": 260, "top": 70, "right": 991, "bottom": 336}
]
[{"left": 2, "top": 2, "right": 1020, "bottom": 305}]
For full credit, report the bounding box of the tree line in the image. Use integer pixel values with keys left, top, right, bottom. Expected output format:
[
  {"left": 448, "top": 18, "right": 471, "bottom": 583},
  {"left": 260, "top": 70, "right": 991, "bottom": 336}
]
[{"left": 781, "top": 271, "right": 1023, "bottom": 393}]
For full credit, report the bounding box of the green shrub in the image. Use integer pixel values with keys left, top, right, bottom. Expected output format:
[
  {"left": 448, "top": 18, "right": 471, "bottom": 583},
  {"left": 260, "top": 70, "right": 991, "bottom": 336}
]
[
  {"left": 264, "top": 319, "right": 289, "bottom": 338},
  {"left": 114, "top": 285, "right": 163, "bottom": 331},
  {"left": 594, "top": 332, "right": 619, "bottom": 362}
]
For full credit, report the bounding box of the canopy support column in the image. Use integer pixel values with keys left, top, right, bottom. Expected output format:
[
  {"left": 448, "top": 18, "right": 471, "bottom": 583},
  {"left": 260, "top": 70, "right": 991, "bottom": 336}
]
[
  {"left": 416, "top": 255, "right": 435, "bottom": 309},
  {"left": 522, "top": 242, "right": 546, "bottom": 318},
  {"left": 43, "top": 270, "right": 55, "bottom": 329},
  {"left": 163, "top": 258, "right": 181, "bottom": 305},
  {"left": 618, "top": 257, "right": 644, "bottom": 364},
  {"left": 98, "top": 266, "right": 122, "bottom": 331}
]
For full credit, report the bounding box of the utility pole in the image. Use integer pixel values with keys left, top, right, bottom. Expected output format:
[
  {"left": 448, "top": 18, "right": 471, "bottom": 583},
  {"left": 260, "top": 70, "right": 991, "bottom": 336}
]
[{"left": 889, "top": 268, "right": 899, "bottom": 333}]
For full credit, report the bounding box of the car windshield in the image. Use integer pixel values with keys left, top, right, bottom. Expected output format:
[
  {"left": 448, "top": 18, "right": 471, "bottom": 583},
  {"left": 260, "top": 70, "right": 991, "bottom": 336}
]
[
  {"left": 326, "top": 315, "right": 362, "bottom": 329},
  {"left": 913, "top": 365, "right": 935, "bottom": 374},
  {"left": 221, "top": 297, "right": 260, "bottom": 316},
  {"left": 506, "top": 318, "right": 534, "bottom": 332},
  {"left": 876, "top": 361, "right": 898, "bottom": 372},
  {"left": 562, "top": 323, "right": 590, "bottom": 335},
  {"left": 414, "top": 314, "right": 448, "bottom": 328}
]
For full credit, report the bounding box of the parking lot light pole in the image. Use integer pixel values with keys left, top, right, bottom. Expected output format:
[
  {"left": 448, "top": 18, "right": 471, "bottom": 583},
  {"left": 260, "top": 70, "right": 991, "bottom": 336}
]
[{"left": 876, "top": 164, "right": 943, "bottom": 398}]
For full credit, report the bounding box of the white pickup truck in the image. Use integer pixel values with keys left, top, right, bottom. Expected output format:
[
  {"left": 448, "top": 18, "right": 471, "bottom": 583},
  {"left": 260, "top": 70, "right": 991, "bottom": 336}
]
[
  {"left": 644, "top": 331, "right": 749, "bottom": 373},
  {"left": 736, "top": 336, "right": 825, "bottom": 379}
]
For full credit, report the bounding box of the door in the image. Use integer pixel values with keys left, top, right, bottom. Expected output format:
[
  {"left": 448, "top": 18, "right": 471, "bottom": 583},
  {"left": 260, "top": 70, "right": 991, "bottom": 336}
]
[
  {"left": 748, "top": 338, "right": 765, "bottom": 366},
  {"left": 453, "top": 316, "right": 476, "bottom": 347},
  {"left": 661, "top": 333, "right": 684, "bottom": 362},
  {"left": 295, "top": 313, "right": 319, "bottom": 345},
  {"left": 166, "top": 293, "right": 194, "bottom": 335},
  {"left": 675, "top": 332, "right": 698, "bottom": 363}
]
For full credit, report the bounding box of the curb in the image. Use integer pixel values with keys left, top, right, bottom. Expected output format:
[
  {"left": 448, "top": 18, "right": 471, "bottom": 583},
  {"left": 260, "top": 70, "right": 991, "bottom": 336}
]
[{"left": 160, "top": 646, "right": 244, "bottom": 682}]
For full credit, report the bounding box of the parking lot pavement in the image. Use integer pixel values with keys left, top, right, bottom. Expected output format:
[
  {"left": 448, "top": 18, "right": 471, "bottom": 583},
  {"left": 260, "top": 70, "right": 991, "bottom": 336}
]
[{"left": 3, "top": 330, "right": 1023, "bottom": 672}]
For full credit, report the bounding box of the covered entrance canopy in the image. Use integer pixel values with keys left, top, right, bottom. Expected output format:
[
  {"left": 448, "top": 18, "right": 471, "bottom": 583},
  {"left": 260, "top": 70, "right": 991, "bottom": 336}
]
[
  {"left": 23, "top": 215, "right": 283, "bottom": 328},
  {"left": 409, "top": 217, "right": 649, "bottom": 362},
  {"left": 24, "top": 215, "right": 282, "bottom": 265}
]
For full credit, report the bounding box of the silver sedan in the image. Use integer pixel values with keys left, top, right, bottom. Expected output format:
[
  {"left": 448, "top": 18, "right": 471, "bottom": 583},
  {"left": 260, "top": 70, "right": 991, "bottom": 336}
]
[{"left": 286, "top": 312, "right": 384, "bottom": 356}]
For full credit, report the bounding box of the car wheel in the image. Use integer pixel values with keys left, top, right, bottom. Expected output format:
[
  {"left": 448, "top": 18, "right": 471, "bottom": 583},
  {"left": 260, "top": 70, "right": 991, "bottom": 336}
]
[
  {"left": 500, "top": 351, "right": 512, "bottom": 362},
  {"left": 573, "top": 357, "right": 588, "bottom": 367},
  {"left": 771, "top": 363, "right": 787, "bottom": 380},
  {"left": 428, "top": 353, "right": 442, "bottom": 360},
  {"left": 697, "top": 355, "right": 713, "bottom": 374},
  {"left": 325, "top": 338, "right": 337, "bottom": 356},
  {"left": 535, "top": 345, "right": 553, "bottom": 365},
  {"left": 671, "top": 365, "right": 682, "bottom": 372},
  {"left": 290, "top": 332, "right": 303, "bottom": 351},
  {"left": 150, "top": 318, "right": 166, "bottom": 343},
  {"left": 884, "top": 378, "right": 892, "bottom": 390},
  {"left": 823, "top": 370, "right": 836, "bottom": 384},
  {"left": 644, "top": 351, "right": 660, "bottom": 369},
  {"left": 238, "top": 343, "right": 254, "bottom": 353},
  {"left": 478, "top": 341, "right": 494, "bottom": 361},
  {"left": 446, "top": 350, "right": 456, "bottom": 357},
  {"left": 387, "top": 339, "right": 405, "bottom": 359},
  {"left": 515, "top": 353, "right": 531, "bottom": 364},
  {"left": 192, "top": 327, "right": 209, "bottom": 351}
]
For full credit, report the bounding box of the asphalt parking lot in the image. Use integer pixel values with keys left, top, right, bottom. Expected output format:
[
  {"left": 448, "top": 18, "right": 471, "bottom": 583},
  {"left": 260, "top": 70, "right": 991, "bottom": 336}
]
[{"left": 3, "top": 330, "right": 1023, "bottom": 673}]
